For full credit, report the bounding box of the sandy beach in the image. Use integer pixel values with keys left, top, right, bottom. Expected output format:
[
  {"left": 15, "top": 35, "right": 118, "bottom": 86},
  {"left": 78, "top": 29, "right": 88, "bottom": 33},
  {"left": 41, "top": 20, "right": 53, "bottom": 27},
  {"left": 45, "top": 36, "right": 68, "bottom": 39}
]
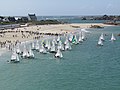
[{"left": 0, "top": 23, "right": 112, "bottom": 51}]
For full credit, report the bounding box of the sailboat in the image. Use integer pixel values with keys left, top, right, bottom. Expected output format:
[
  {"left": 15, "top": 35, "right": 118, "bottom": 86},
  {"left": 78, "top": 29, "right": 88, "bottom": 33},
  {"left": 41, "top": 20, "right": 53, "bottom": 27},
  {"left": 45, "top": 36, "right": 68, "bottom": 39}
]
[
  {"left": 21, "top": 44, "right": 29, "bottom": 58},
  {"left": 10, "top": 49, "right": 20, "bottom": 63},
  {"left": 28, "top": 47, "right": 34, "bottom": 58},
  {"left": 69, "top": 33, "right": 73, "bottom": 42},
  {"left": 57, "top": 35, "right": 61, "bottom": 42},
  {"left": 55, "top": 48, "right": 63, "bottom": 58},
  {"left": 110, "top": 33, "right": 116, "bottom": 41},
  {"left": 72, "top": 35, "right": 79, "bottom": 44},
  {"left": 50, "top": 40, "right": 56, "bottom": 53},
  {"left": 47, "top": 40, "right": 51, "bottom": 51},
  {"left": 97, "top": 38, "right": 103, "bottom": 46},
  {"left": 79, "top": 32, "right": 83, "bottom": 43},
  {"left": 100, "top": 33, "right": 105, "bottom": 41},
  {"left": 65, "top": 41, "right": 72, "bottom": 50},
  {"left": 53, "top": 37, "right": 57, "bottom": 45},
  {"left": 16, "top": 43, "right": 21, "bottom": 54},
  {"left": 64, "top": 36, "right": 69, "bottom": 45},
  {"left": 39, "top": 43, "right": 47, "bottom": 54},
  {"left": 58, "top": 40, "right": 65, "bottom": 51},
  {"left": 81, "top": 31, "right": 86, "bottom": 41},
  {"left": 31, "top": 42, "right": 35, "bottom": 50},
  {"left": 35, "top": 40, "right": 40, "bottom": 51},
  {"left": 45, "top": 39, "right": 49, "bottom": 48}
]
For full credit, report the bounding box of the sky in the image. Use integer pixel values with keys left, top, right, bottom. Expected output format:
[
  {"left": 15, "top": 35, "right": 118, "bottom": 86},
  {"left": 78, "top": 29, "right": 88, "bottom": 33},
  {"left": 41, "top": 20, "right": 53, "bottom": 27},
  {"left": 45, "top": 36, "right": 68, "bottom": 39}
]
[{"left": 0, "top": 0, "right": 120, "bottom": 16}]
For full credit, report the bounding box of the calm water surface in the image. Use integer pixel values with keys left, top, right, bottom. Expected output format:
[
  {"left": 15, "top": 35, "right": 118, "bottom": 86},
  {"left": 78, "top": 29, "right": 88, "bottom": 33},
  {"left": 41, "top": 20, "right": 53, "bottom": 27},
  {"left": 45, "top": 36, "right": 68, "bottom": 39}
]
[{"left": 0, "top": 26, "right": 120, "bottom": 90}]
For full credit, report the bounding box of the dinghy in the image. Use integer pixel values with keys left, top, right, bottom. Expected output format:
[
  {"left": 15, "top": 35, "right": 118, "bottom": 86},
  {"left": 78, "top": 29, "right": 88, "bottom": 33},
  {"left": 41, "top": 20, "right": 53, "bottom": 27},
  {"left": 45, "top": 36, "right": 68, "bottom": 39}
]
[
  {"left": 97, "top": 38, "right": 103, "bottom": 46},
  {"left": 28, "top": 47, "right": 34, "bottom": 58},
  {"left": 39, "top": 43, "right": 47, "bottom": 54},
  {"left": 100, "top": 33, "right": 105, "bottom": 41},
  {"left": 50, "top": 40, "right": 56, "bottom": 53},
  {"left": 35, "top": 40, "right": 40, "bottom": 51},
  {"left": 16, "top": 43, "right": 21, "bottom": 54},
  {"left": 65, "top": 41, "right": 72, "bottom": 50},
  {"left": 110, "top": 33, "right": 116, "bottom": 41},
  {"left": 21, "top": 44, "right": 29, "bottom": 58},
  {"left": 79, "top": 32, "right": 83, "bottom": 43},
  {"left": 10, "top": 49, "right": 20, "bottom": 63},
  {"left": 55, "top": 48, "right": 63, "bottom": 58}
]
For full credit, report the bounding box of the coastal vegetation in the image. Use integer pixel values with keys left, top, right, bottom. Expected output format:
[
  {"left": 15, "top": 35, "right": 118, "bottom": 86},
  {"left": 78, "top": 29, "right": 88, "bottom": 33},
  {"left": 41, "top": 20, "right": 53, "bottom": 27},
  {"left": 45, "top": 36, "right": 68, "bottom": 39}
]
[{"left": 0, "top": 20, "right": 62, "bottom": 25}]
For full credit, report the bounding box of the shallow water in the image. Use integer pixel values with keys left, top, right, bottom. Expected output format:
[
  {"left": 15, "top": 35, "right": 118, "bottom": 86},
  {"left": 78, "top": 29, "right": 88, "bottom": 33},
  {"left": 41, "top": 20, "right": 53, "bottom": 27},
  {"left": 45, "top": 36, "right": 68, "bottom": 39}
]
[{"left": 0, "top": 26, "right": 120, "bottom": 90}]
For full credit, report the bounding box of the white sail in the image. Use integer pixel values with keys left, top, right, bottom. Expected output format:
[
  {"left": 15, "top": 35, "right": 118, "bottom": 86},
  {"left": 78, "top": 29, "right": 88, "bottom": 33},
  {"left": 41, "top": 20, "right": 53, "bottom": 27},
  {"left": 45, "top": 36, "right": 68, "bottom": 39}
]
[
  {"left": 64, "top": 36, "right": 69, "bottom": 45},
  {"left": 57, "top": 35, "right": 61, "bottom": 42},
  {"left": 31, "top": 42, "right": 35, "bottom": 50},
  {"left": 98, "top": 38, "right": 103, "bottom": 46},
  {"left": 79, "top": 32, "right": 83, "bottom": 42},
  {"left": 65, "top": 41, "right": 72, "bottom": 50},
  {"left": 22, "top": 44, "right": 29, "bottom": 58},
  {"left": 50, "top": 40, "right": 56, "bottom": 53},
  {"left": 35, "top": 40, "right": 39, "bottom": 51},
  {"left": 111, "top": 33, "right": 116, "bottom": 41},
  {"left": 53, "top": 37, "right": 57, "bottom": 45},
  {"left": 69, "top": 33, "right": 73, "bottom": 42},
  {"left": 39, "top": 44, "right": 47, "bottom": 54},
  {"left": 100, "top": 33, "right": 105, "bottom": 41},
  {"left": 81, "top": 31, "right": 85, "bottom": 40},
  {"left": 11, "top": 50, "right": 17, "bottom": 60},
  {"left": 58, "top": 40, "right": 64, "bottom": 51},
  {"left": 28, "top": 47, "right": 34, "bottom": 58},
  {"left": 45, "top": 39, "right": 49, "bottom": 48},
  {"left": 16, "top": 43, "right": 21, "bottom": 54},
  {"left": 47, "top": 41, "right": 51, "bottom": 50},
  {"left": 11, "top": 48, "right": 20, "bottom": 63}
]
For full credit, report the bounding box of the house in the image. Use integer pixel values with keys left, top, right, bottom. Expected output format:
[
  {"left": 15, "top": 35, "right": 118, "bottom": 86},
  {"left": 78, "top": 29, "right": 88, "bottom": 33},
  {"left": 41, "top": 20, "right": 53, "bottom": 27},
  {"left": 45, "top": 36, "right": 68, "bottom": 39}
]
[
  {"left": 0, "top": 16, "right": 4, "bottom": 22},
  {"left": 8, "top": 17, "right": 16, "bottom": 22},
  {"left": 21, "top": 17, "right": 29, "bottom": 22},
  {"left": 28, "top": 14, "right": 37, "bottom": 21}
]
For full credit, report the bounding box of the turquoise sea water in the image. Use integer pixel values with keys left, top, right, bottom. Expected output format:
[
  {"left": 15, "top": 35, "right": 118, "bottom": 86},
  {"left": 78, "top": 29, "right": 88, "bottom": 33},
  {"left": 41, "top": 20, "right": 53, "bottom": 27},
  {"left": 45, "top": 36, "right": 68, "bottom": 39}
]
[{"left": 0, "top": 26, "right": 120, "bottom": 90}]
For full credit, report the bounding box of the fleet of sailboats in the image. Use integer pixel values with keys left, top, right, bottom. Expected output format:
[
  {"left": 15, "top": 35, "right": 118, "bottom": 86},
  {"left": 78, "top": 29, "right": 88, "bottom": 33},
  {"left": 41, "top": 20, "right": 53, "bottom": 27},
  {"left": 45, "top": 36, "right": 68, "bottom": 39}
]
[{"left": 8, "top": 28, "right": 117, "bottom": 63}]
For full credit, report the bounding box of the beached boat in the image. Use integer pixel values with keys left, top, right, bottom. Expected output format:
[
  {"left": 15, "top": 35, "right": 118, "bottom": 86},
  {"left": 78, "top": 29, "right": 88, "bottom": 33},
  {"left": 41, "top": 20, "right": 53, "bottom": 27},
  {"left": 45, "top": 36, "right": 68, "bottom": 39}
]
[
  {"left": 55, "top": 48, "right": 63, "bottom": 58},
  {"left": 110, "top": 33, "right": 116, "bottom": 41},
  {"left": 10, "top": 49, "right": 20, "bottom": 63}
]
